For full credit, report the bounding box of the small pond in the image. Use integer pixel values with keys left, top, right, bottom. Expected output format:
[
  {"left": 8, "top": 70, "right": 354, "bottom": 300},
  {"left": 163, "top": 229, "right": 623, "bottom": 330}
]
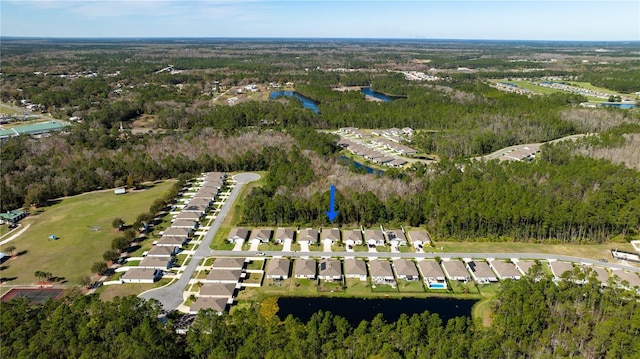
[
  {"left": 269, "top": 91, "right": 319, "bottom": 113},
  {"left": 277, "top": 297, "right": 478, "bottom": 327}
]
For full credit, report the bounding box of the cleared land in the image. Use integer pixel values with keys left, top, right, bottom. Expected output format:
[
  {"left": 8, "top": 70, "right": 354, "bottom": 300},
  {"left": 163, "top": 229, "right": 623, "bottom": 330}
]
[
  {"left": 434, "top": 241, "right": 637, "bottom": 263},
  {"left": 0, "top": 181, "right": 175, "bottom": 286}
]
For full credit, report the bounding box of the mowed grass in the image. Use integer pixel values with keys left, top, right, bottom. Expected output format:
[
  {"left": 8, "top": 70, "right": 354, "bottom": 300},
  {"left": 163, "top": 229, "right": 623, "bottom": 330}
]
[
  {"left": 434, "top": 241, "right": 636, "bottom": 263},
  {"left": 0, "top": 181, "right": 175, "bottom": 285}
]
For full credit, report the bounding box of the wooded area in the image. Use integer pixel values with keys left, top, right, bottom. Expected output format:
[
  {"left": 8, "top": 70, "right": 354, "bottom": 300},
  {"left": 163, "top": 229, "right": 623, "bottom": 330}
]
[{"left": 1, "top": 276, "right": 638, "bottom": 358}]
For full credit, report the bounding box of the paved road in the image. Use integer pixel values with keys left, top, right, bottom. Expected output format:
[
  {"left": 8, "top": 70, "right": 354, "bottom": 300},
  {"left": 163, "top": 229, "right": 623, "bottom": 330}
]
[
  {"left": 139, "top": 172, "right": 260, "bottom": 310},
  {"left": 210, "top": 250, "right": 640, "bottom": 274}
]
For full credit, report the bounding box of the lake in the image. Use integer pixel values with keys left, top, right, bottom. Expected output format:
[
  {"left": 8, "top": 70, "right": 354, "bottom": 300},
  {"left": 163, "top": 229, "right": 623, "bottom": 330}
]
[
  {"left": 338, "top": 155, "right": 385, "bottom": 175},
  {"left": 598, "top": 102, "right": 637, "bottom": 109},
  {"left": 277, "top": 297, "right": 478, "bottom": 327},
  {"left": 360, "top": 87, "right": 403, "bottom": 102},
  {"left": 269, "top": 91, "right": 319, "bottom": 113}
]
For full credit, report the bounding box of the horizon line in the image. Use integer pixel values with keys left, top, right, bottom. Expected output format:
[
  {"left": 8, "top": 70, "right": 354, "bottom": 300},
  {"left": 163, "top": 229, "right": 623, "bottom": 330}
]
[{"left": 1, "top": 36, "right": 639, "bottom": 43}]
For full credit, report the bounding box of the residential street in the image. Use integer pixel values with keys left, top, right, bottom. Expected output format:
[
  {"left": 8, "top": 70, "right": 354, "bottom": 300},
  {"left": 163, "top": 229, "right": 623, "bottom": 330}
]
[{"left": 139, "top": 173, "right": 260, "bottom": 310}]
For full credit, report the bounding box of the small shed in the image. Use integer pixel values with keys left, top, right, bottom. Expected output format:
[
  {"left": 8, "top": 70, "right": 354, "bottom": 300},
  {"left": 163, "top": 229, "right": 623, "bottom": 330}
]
[{"left": 114, "top": 187, "right": 126, "bottom": 195}]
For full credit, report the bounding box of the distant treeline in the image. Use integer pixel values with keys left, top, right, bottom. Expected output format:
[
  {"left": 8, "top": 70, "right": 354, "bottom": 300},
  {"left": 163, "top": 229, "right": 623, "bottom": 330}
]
[{"left": 243, "top": 143, "right": 640, "bottom": 243}]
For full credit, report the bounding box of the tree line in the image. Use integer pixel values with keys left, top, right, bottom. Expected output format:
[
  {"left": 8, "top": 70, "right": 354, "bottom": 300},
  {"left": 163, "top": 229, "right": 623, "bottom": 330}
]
[
  {"left": 243, "top": 144, "right": 640, "bottom": 243},
  {"left": 2, "top": 275, "right": 639, "bottom": 358}
]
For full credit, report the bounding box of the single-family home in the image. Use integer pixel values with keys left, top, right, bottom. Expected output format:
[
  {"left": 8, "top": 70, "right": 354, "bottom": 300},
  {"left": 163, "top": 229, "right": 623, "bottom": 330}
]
[
  {"left": 417, "top": 261, "right": 447, "bottom": 289},
  {"left": 0, "top": 209, "right": 27, "bottom": 224},
  {"left": 189, "top": 297, "right": 228, "bottom": 315},
  {"left": 163, "top": 227, "right": 193, "bottom": 238},
  {"left": 227, "top": 228, "right": 249, "bottom": 244},
  {"left": 188, "top": 197, "right": 213, "bottom": 207},
  {"left": 266, "top": 258, "right": 291, "bottom": 280},
  {"left": 146, "top": 245, "right": 180, "bottom": 257},
  {"left": 205, "top": 269, "right": 243, "bottom": 283},
  {"left": 193, "top": 187, "right": 218, "bottom": 199},
  {"left": 442, "top": 260, "right": 471, "bottom": 282},
  {"left": 344, "top": 258, "right": 367, "bottom": 281},
  {"left": 549, "top": 261, "right": 574, "bottom": 279},
  {"left": 175, "top": 211, "right": 204, "bottom": 222},
  {"left": 139, "top": 256, "right": 173, "bottom": 270},
  {"left": 393, "top": 259, "right": 419, "bottom": 281},
  {"left": 171, "top": 219, "right": 198, "bottom": 230},
  {"left": 407, "top": 230, "right": 431, "bottom": 249},
  {"left": 342, "top": 230, "right": 363, "bottom": 248},
  {"left": 198, "top": 283, "right": 237, "bottom": 298},
  {"left": 515, "top": 260, "right": 538, "bottom": 276},
  {"left": 466, "top": 260, "right": 498, "bottom": 283},
  {"left": 156, "top": 235, "right": 188, "bottom": 247},
  {"left": 363, "top": 229, "right": 385, "bottom": 247},
  {"left": 298, "top": 228, "right": 318, "bottom": 245},
  {"left": 181, "top": 204, "right": 208, "bottom": 213},
  {"left": 612, "top": 271, "right": 640, "bottom": 290},
  {"left": 274, "top": 228, "right": 295, "bottom": 245},
  {"left": 388, "top": 158, "right": 408, "bottom": 168},
  {"left": 211, "top": 257, "right": 246, "bottom": 270},
  {"left": 489, "top": 260, "right": 521, "bottom": 280},
  {"left": 582, "top": 265, "right": 609, "bottom": 286},
  {"left": 320, "top": 228, "right": 341, "bottom": 244},
  {"left": 121, "top": 268, "right": 162, "bottom": 284},
  {"left": 294, "top": 258, "right": 317, "bottom": 279},
  {"left": 385, "top": 229, "right": 407, "bottom": 247},
  {"left": 369, "top": 259, "right": 395, "bottom": 284},
  {"left": 250, "top": 228, "right": 273, "bottom": 244},
  {"left": 318, "top": 259, "right": 342, "bottom": 281}
]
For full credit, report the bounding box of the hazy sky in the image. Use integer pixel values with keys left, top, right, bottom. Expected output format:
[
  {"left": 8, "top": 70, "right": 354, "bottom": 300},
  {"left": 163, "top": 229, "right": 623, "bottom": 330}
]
[{"left": 2, "top": 1, "right": 639, "bottom": 41}]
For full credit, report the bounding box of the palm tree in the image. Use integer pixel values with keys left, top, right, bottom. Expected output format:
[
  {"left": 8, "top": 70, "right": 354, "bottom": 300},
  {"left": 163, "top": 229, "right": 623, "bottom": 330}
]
[{"left": 34, "top": 271, "right": 45, "bottom": 282}]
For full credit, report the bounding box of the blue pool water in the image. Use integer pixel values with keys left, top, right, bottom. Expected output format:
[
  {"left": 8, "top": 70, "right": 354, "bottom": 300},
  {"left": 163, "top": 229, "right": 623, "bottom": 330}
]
[
  {"left": 429, "top": 283, "right": 446, "bottom": 289},
  {"left": 269, "top": 91, "right": 319, "bottom": 113}
]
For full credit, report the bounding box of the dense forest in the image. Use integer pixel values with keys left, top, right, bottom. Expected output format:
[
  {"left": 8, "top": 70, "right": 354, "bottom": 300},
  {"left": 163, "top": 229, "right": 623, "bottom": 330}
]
[
  {"left": 2, "top": 276, "right": 639, "bottom": 358},
  {"left": 242, "top": 141, "right": 640, "bottom": 243}
]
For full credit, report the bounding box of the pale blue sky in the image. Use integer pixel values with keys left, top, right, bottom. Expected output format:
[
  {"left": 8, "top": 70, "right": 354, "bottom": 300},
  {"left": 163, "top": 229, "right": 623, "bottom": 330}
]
[{"left": 1, "top": 1, "right": 639, "bottom": 41}]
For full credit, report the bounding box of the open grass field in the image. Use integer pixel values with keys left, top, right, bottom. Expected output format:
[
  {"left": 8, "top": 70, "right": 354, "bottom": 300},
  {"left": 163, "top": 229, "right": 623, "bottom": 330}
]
[
  {"left": 0, "top": 181, "right": 175, "bottom": 286},
  {"left": 434, "top": 241, "right": 636, "bottom": 264}
]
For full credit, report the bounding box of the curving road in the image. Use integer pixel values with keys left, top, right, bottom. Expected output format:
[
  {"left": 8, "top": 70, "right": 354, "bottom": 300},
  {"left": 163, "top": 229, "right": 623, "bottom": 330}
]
[{"left": 139, "top": 172, "right": 260, "bottom": 310}]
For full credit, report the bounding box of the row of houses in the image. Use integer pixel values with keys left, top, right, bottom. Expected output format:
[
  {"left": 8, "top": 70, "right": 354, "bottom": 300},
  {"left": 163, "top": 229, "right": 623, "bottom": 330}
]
[
  {"left": 267, "top": 257, "right": 640, "bottom": 291},
  {"left": 227, "top": 227, "right": 432, "bottom": 249},
  {"left": 120, "top": 172, "right": 227, "bottom": 284},
  {"left": 190, "top": 257, "right": 247, "bottom": 314}
]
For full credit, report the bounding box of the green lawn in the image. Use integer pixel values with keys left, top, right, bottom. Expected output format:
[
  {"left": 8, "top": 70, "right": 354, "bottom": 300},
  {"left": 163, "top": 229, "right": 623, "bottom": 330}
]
[
  {"left": 0, "top": 181, "right": 175, "bottom": 285},
  {"left": 434, "top": 241, "right": 634, "bottom": 262}
]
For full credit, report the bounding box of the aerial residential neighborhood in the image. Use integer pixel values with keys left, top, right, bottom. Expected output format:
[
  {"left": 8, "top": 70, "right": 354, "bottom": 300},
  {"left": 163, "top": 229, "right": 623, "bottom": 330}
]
[{"left": 1, "top": 2, "right": 640, "bottom": 355}]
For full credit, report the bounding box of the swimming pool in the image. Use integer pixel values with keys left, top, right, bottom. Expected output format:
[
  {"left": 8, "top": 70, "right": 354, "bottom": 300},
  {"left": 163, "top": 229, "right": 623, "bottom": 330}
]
[{"left": 429, "top": 283, "right": 447, "bottom": 289}]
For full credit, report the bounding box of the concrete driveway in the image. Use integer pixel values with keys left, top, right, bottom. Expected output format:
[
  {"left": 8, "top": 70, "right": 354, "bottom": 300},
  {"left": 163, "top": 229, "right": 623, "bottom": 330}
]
[
  {"left": 249, "top": 240, "right": 260, "bottom": 252},
  {"left": 282, "top": 238, "right": 292, "bottom": 252},
  {"left": 232, "top": 239, "right": 244, "bottom": 251},
  {"left": 323, "top": 239, "right": 333, "bottom": 253},
  {"left": 299, "top": 242, "right": 310, "bottom": 252}
]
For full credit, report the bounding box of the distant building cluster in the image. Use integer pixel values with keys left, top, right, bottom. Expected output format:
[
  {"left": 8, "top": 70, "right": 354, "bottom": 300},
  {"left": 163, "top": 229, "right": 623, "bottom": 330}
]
[
  {"left": 399, "top": 71, "right": 439, "bottom": 81},
  {"left": 537, "top": 82, "right": 611, "bottom": 99},
  {"left": 492, "top": 82, "right": 536, "bottom": 96}
]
